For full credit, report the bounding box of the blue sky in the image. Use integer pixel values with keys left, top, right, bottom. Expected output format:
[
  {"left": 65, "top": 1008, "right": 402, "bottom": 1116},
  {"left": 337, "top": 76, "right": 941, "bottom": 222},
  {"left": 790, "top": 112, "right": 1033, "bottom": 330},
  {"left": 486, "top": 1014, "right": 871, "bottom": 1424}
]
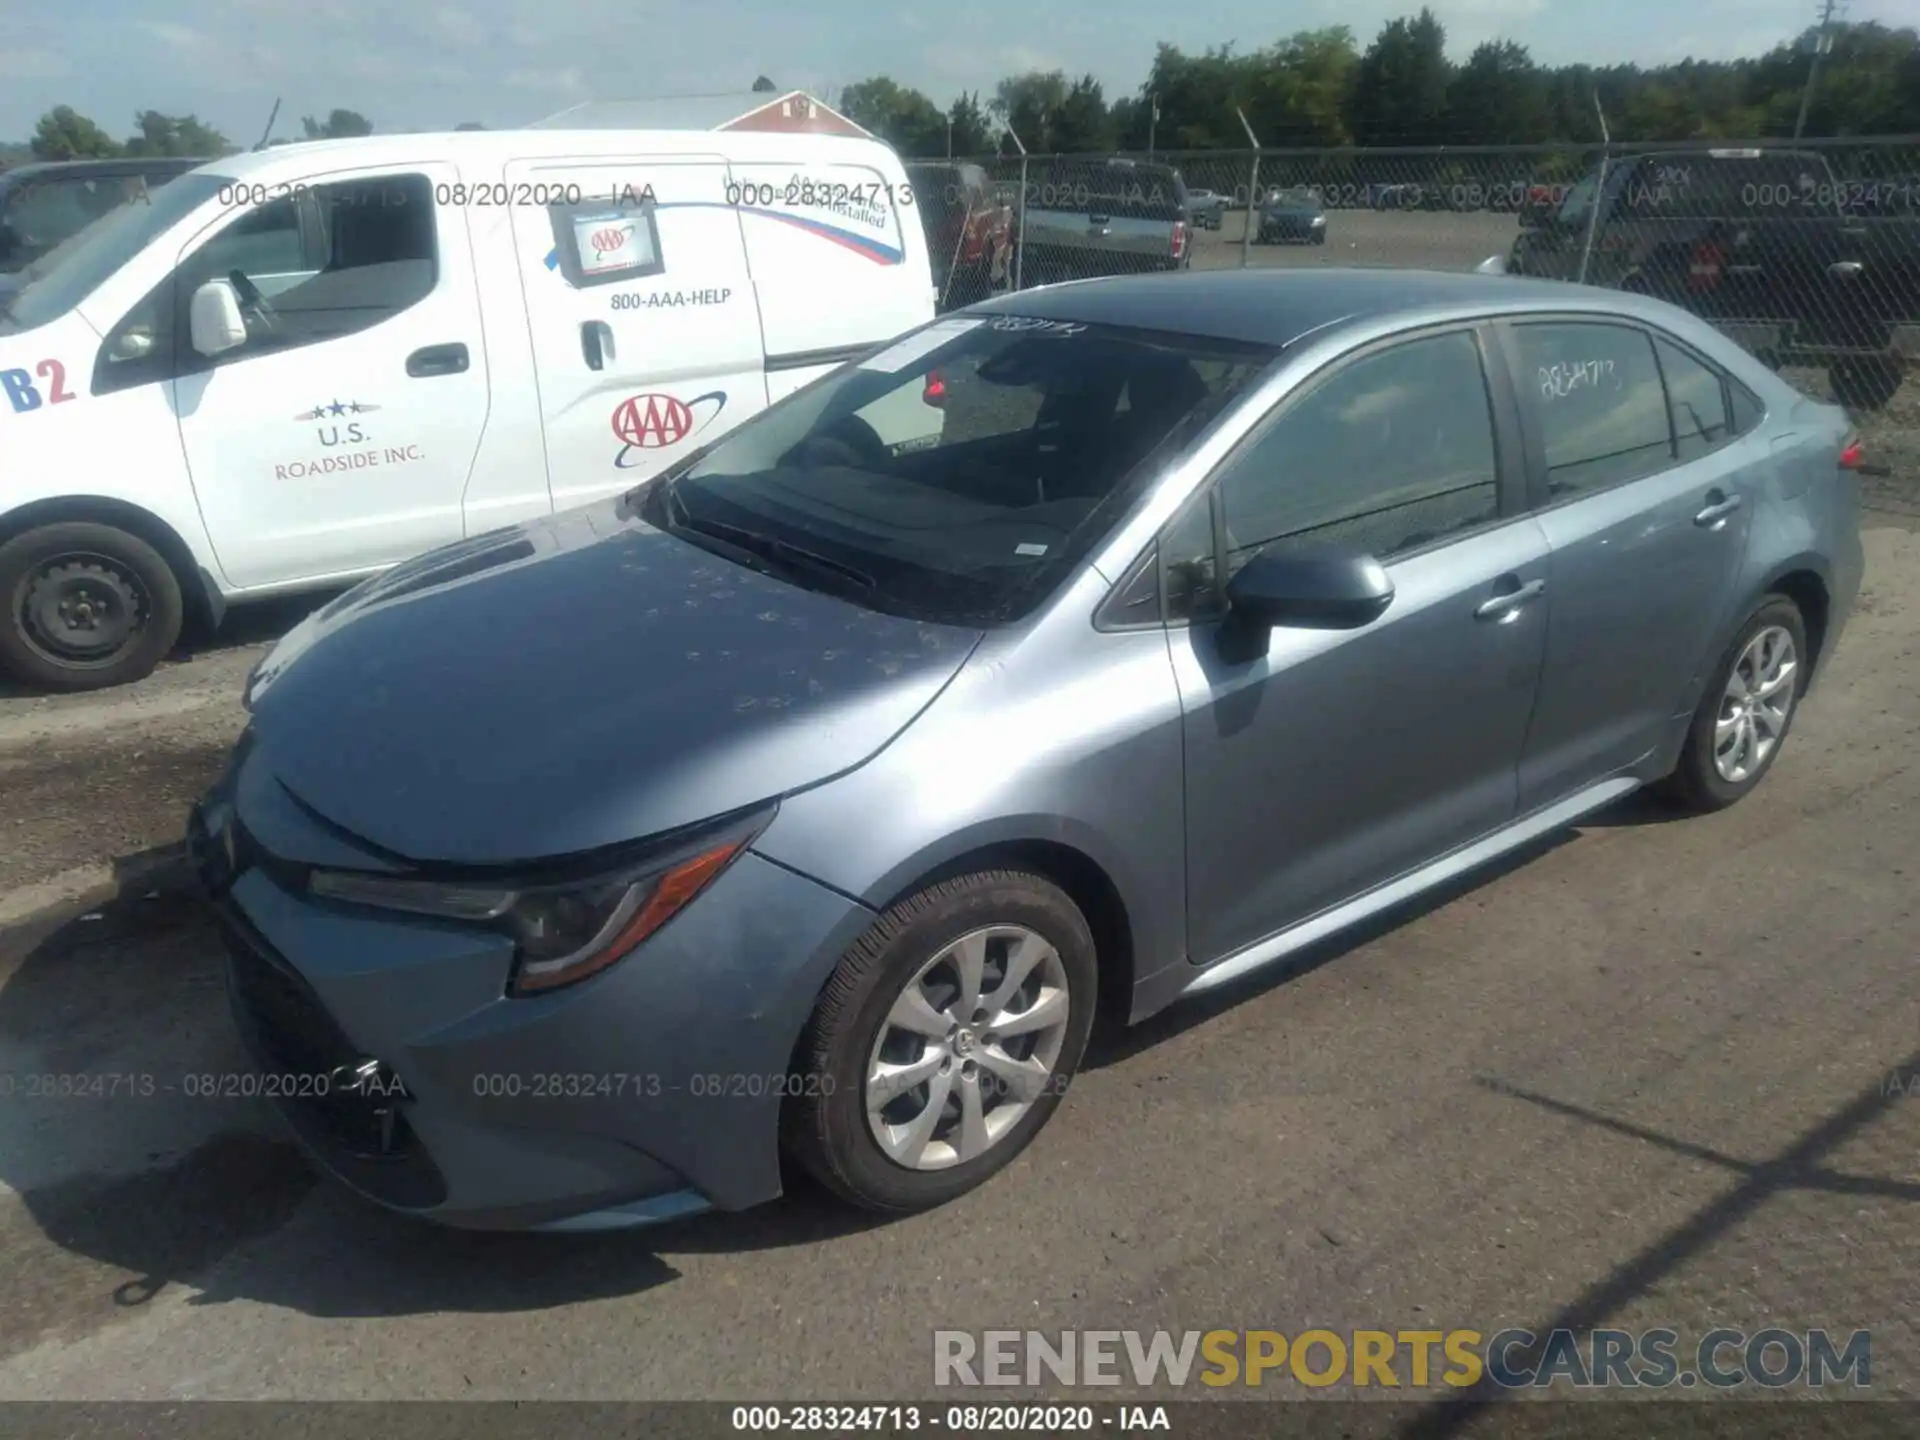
[{"left": 2, "top": 0, "right": 1909, "bottom": 144}]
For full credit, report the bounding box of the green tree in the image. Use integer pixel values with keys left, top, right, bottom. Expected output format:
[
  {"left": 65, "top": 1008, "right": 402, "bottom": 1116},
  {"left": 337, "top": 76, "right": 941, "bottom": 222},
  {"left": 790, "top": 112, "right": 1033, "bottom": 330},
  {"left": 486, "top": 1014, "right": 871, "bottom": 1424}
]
[
  {"left": 991, "top": 70, "right": 1071, "bottom": 151},
  {"left": 1248, "top": 28, "right": 1359, "bottom": 146},
  {"left": 1050, "top": 75, "right": 1114, "bottom": 153},
  {"left": 838, "top": 76, "right": 948, "bottom": 156},
  {"left": 30, "top": 106, "right": 121, "bottom": 160},
  {"left": 947, "top": 92, "right": 993, "bottom": 155},
  {"left": 1349, "top": 10, "right": 1451, "bottom": 144},
  {"left": 301, "top": 109, "right": 373, "bottom": 139},
  {"left": 1443, "top": 41, "right": 1549, "bottom": 144},
  {"left": 123, "top": 110, "right": 233, "bottom": 157}
]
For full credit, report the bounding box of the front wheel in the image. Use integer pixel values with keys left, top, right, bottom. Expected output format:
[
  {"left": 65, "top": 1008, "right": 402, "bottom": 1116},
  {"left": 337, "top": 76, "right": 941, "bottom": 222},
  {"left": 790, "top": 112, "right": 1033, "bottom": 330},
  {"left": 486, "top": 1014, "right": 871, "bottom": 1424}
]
[
  {"left": 784, "top": 870, "right": 1097, "bottom": 1212},
  {"left": 0, "top": 521, "right": 185, "bottom": 692},
  {"left": 1659, "top": 597, "right": 1808, "bottom": 812}
]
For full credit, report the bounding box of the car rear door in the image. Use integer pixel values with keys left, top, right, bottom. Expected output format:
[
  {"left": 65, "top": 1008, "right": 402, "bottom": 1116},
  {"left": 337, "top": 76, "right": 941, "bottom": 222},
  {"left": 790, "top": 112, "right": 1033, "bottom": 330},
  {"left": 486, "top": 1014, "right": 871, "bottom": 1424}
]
[
  {"left": 1500, "top": 316, "right": 1760, "bottom": 811},
  {"left": 504, "top": 154, "right": 768, "bottom": 513}
]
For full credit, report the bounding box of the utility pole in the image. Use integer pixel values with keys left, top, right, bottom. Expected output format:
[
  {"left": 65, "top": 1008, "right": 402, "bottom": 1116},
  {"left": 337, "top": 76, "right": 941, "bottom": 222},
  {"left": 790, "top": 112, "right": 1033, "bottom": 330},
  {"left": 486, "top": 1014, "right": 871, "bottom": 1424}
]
[
  {"left": 1793, "top": 0, "right": 1840, "bottom": 140},
  {"left": 1147, "top": 94, "right": 1159, "bottom": 155}
]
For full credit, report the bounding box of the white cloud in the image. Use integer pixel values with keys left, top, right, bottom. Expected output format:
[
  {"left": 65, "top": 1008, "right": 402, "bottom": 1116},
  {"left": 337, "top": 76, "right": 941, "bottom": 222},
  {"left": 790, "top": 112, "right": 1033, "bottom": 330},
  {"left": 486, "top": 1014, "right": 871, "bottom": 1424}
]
[{"left": 0, "top": 48, "right": 74, "bottom": 80}]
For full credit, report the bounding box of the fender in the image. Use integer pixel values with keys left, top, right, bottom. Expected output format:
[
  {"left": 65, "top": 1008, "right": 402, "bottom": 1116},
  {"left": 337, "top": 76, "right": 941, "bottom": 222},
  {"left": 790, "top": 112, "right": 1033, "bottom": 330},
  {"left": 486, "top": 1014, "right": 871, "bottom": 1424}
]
[{"left": 0, "top": 494, "right": 227, "bottom": 633}]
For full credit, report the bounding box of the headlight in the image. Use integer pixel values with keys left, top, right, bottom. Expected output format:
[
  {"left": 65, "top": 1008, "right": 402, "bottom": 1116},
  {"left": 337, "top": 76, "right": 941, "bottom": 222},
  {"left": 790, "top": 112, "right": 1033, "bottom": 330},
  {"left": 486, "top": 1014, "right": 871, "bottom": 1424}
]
[{"left": 308, "top": 807, "right": 772, "bottom": 995}]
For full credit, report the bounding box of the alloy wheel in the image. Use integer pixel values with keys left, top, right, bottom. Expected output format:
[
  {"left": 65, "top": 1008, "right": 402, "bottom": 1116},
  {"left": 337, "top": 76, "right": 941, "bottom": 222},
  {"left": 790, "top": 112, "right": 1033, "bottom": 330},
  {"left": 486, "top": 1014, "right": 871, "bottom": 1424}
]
[
  {"left": 864, "top": 925, "right": 1072, "bottom": 1171},
  {"left": 1714, "top": 625, "right": 1797, "bottom": 783}
]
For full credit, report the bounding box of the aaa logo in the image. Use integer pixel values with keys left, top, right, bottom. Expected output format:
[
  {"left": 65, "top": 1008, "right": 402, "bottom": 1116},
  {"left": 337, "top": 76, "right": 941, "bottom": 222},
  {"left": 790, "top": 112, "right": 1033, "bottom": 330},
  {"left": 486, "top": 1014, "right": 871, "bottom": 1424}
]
[{"left": 612, "top": 390, "right": 726, "bottom": 468}]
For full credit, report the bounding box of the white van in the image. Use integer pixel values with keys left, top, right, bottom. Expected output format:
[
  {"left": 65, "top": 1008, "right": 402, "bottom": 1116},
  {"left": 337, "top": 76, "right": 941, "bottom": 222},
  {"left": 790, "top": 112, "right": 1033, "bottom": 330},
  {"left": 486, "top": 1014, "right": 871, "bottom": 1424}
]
[{"left": 0, "top": 128, "right": 937, "bottom": 689}]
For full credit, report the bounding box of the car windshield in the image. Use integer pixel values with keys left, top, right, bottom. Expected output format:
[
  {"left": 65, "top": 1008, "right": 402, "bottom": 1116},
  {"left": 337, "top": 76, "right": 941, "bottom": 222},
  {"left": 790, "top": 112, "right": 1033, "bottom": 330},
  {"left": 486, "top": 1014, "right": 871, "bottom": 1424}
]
[
  {"left": 0, "top": 171, "right": 226, "bottom": 334},
  {"left": 641, "top": 315, "right": 1278, "bottom": 627}
]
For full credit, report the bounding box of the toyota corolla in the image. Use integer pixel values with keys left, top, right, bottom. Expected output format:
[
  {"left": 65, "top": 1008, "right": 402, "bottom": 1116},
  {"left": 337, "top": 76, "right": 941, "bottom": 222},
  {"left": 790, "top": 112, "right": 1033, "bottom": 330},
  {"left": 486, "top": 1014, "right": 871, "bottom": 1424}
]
[{"left": 191, "top": 268, "right": 1863, "bottom": 1231}]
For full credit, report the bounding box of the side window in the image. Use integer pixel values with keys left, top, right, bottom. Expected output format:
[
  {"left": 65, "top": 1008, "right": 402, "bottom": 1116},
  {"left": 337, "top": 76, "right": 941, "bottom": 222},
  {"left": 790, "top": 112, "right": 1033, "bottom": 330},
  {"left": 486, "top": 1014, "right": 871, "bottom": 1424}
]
[
  {"left": 546, "top": 192, "right": 663, "bottom": 288},
  {"left": 98, "top": 173, "right": 435, "bottom": 391},
  {"left": 1509, "top": 322, "right": 1672, "bottom": 498},
  {"left": 1214, "top": 330, "right": 1501, "bottom": 575},
  {"left": 1729, "top": 379, "right": 1765, "bottom": 436},
  {"left": 1654, "top": 336, "right": 1731, "bottom": 462},
  {"left": 1162, "top": 493, "right": 1221, "bottom": 622}
]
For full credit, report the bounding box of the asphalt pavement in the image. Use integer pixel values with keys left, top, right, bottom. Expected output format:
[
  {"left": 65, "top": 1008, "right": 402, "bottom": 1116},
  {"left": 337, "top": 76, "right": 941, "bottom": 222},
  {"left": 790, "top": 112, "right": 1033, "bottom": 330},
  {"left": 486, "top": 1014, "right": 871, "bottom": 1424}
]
[{"left": 0, "top": 500, "right": 1915, "bottom": 1404}]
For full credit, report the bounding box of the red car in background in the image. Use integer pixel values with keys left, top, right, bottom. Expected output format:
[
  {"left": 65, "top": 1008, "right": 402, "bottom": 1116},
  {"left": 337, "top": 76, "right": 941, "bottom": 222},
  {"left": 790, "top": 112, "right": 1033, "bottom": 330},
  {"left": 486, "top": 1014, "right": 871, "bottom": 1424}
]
[{"left": 907, "top": 160, "right": 1011, "bottom": 312}]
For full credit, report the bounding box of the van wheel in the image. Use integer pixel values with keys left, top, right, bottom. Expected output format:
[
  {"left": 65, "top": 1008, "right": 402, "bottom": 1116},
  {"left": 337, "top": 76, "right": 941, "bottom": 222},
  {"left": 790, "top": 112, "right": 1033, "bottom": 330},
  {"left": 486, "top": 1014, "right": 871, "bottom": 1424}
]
[
  {"left": 0, "top": 522, "right": 184, "bottom": 692},
  {"left": 784, "top": 870, "right": 1097, "bottom": 1213},
  {"left": 1829, "top": 359, "right": 1902, "bottom": 413}
]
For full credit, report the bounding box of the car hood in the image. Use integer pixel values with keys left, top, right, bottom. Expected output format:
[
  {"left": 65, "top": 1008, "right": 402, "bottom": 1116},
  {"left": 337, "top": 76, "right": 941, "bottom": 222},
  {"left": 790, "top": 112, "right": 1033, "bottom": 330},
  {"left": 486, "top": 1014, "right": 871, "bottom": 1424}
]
[{"left": 241, "top": 497, "right": 984, "bottom": 866}]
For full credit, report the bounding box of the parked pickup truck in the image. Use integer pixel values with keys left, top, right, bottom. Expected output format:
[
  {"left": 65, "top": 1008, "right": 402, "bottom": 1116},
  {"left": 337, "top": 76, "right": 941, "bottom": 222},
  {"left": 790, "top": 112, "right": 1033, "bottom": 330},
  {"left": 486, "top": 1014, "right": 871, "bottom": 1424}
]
[
  {"left": 1009, "top": 157, "right": 1191, "bottom": 289},
  {"left": 1501, "top": 147, "right": 1920, "bottom": 410}
]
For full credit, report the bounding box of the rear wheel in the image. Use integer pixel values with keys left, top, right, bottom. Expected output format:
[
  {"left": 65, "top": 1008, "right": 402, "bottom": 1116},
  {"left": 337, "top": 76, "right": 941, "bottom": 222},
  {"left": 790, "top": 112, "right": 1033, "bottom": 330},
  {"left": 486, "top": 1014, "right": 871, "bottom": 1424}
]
[
  {"left": 1660, "top": 597, "right": 1808, "bottom": 813},
  {"left": 1829, "top": 359, "right": 1903, "bottom": 412},
  {"left": 785, "top": 870, "right": 1097, "bottom": 1212},
  {"left": 0, "top": 522, "right": 184, "bottom": 692}
]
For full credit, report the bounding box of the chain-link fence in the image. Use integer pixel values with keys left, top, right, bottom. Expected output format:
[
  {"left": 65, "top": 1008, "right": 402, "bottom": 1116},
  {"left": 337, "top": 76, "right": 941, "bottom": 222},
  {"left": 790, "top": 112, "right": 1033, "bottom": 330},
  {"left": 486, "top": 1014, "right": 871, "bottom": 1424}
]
[{"left": 903, "top": 138, "right": 1920, "bottom": 499}]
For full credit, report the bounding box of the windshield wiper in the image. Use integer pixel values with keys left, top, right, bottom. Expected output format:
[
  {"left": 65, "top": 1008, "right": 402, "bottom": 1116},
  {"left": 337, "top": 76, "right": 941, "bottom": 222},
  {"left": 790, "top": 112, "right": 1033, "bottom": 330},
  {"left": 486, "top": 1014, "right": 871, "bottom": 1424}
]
[{"left": 662, "top": 484, "right": 877, "bottom": 592}]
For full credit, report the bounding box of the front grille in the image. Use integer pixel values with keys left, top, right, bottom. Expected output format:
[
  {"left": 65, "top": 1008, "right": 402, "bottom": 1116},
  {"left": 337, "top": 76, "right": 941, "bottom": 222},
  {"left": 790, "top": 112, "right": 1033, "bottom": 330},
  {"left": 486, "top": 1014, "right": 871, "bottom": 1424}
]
[{"left": 216, "top": 895, "right": 447, "bottom": 1209}]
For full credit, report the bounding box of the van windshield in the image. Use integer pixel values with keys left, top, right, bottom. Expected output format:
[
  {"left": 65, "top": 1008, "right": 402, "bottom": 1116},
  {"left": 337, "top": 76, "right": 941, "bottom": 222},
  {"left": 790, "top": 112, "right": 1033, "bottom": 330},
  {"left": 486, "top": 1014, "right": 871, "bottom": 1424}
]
[
  {"left": 640, "top": 315, "right": 1277, "bottom": 627},
  {"left": 0, "top": 172, "right": 227, "bottom": 335}
]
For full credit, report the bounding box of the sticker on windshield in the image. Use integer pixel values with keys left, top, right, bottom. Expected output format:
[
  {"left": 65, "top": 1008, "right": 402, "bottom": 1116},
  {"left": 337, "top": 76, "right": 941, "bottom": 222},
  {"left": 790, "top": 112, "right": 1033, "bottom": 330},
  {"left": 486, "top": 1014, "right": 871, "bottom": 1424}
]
[
  {"left": 986, "top": 317, "right": 1086, "bottom": 335},
  {"left": 858, "top": 319, "right": 981, "bottom": 373},
  {"left": 1015, "top": 542, "right": 1049, "bottom": 557}
]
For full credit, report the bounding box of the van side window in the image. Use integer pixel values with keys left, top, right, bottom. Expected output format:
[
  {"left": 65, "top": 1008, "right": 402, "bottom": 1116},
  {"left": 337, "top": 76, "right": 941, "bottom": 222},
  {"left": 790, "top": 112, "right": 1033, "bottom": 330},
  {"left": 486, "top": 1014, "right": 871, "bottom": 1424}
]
[
  {"left": 94, "top": 173, "right": 436, "bottom": 391},
  {"left": 546, "top": 194, "right": 664, "bottom": 288}
]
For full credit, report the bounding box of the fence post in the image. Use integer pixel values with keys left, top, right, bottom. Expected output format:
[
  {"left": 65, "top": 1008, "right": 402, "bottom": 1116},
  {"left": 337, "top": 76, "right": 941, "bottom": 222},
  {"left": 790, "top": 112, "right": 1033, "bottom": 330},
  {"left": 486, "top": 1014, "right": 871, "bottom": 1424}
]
[
  {"left": 1577, "top": 92, "right": 1611, "bottom": 286},
  {"left": 1003, "top": 123, "right": 1030, "bottom": 293},
  {"left": 1237, "top": 109, "right": 1262, "bottom": 270}
]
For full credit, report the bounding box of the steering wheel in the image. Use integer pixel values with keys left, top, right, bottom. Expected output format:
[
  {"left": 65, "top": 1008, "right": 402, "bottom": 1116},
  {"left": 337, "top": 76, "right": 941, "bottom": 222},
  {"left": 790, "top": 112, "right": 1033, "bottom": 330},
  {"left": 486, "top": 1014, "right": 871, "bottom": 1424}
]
[
  {"left": 228, "top": 269, "right": 280, "bottom": 334},
  {"left": 787, "top": 413, "right": 891, "bottom": 470}
]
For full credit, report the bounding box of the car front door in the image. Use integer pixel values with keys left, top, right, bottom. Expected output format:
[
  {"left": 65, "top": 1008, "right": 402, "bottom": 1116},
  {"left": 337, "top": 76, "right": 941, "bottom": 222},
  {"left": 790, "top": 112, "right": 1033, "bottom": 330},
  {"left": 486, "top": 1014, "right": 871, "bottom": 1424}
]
[
  {"left": 99, "top": 165, "right": 493, "bottom": 591},
  {"left": 503, "top": 157, "right": 768, "bottom": 514},
  {"left": 1500, "top": 318, "right": 1759, "bottom": 811},
  {"left": 1167, "top": 325, "right": 1551, "bottom": 968}
]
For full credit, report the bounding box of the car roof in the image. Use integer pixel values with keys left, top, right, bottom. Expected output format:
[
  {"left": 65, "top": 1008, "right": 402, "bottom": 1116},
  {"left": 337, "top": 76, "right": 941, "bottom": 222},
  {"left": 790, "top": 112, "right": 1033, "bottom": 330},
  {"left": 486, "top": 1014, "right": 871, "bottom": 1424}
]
[
  {"left": 964, "top": 267, "right": 1659, "bottom": 349},
  {"left": 1, "top": 157, "right": 202, "bottom": 180}
]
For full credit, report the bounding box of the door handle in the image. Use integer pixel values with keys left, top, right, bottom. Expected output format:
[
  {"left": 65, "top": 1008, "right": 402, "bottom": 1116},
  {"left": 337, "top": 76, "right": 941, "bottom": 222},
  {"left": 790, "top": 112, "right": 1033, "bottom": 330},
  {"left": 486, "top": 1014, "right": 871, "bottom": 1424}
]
[
  {"left": 581, "top": 320, "right": 615, "bottom": 372},
  {"left": 1694, "top": 493, "right": 1744, "bottom": 527},
  {"left": 1474, "top": 577, "right": 1546, "bottom": 620},
  {"left": 406, "top": 343, "right": 469, "bottom": 378}
]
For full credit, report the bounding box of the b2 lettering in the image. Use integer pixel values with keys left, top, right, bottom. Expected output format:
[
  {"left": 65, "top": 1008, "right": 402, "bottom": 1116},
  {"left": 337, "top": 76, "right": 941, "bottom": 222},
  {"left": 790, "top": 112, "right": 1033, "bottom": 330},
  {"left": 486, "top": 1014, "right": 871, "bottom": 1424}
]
[{"left": 1, "top": 360, "right": 77, "bottom": 415}]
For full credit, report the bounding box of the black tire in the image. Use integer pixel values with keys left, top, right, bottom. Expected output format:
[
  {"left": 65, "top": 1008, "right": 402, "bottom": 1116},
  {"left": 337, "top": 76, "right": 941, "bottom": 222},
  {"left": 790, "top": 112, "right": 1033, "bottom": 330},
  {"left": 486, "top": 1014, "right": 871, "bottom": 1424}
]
[
  {"left": 1659, "top": 596, "right": 1809, "bottom": 813},
  {"left": 784, "top": 869, "right": 1098, "bottom": 1213},
  {"left": 1829, "top": 359, "right": 1903, "bottom": 413},
  {"left": 0, "top": 522, "right": 184, "bottom": 692}
]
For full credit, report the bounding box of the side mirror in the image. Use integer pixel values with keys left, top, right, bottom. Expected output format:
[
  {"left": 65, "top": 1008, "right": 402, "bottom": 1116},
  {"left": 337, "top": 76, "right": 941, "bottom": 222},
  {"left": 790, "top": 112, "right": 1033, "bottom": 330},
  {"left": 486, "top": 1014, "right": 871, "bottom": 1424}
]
[
  {"left": 1225, "top": 543, "right": 1395, "bottom": 631},
  {"left": 188, "top": 279, "right": 248, "bottom": 357}
]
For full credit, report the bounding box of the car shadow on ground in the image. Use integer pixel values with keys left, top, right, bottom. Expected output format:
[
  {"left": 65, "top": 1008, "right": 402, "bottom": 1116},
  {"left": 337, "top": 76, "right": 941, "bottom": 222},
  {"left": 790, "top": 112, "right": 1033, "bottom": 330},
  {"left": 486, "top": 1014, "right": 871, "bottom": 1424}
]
[
  {"left": 0, "top": 879, "right": 890, "bottom": 1337},
  {"left": 0, "top": 787, "right": 1703, "bottom": 1333},
  {"left": 1089, "top": 786, "right": 1688, "bottom": 1067}
]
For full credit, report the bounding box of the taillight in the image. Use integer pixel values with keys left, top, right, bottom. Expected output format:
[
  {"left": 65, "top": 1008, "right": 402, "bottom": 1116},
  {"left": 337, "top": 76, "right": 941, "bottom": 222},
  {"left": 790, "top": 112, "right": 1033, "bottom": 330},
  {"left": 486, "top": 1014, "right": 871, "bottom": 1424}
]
[
  {"left": 923, "top": 371, "right": 947, "bottom": 407},
  {"left": 1839, "top": 435, "right": 1863, "bottom": 470},
  {"left": 1171, "top": 220, "right": 1187, "bottom": 260}
]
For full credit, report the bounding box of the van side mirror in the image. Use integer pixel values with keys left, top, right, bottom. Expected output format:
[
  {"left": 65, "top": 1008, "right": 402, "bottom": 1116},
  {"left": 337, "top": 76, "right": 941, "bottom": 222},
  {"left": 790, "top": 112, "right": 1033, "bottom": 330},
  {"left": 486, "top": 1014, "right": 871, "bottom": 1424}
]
[
  {"left": 188, "top": 279, "right": 248, "bottom": 356},
  {"left": 1225, "top": 543, "right": 1395, "bottom": 631}
]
